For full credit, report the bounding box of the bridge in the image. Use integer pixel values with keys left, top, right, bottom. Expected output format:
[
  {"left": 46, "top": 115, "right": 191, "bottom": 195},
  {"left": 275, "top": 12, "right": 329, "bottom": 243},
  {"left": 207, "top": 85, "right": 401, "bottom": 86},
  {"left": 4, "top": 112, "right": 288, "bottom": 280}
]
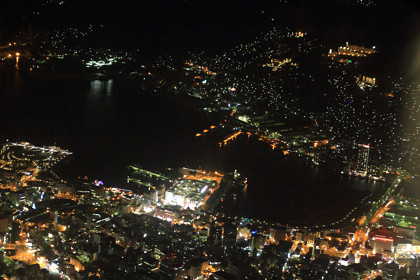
[
  {"left": 128, "top": 165, "right": 168, "bottom": 180},
  {"left": 127, "top": 177, "right": 154, "bottom": 188}
]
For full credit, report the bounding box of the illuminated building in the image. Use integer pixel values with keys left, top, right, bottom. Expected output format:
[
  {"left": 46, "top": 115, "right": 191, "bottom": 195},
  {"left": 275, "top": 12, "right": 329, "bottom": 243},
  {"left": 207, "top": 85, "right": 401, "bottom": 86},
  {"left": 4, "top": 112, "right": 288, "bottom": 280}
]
[
  {"left": 155, "top": 208, "right": 179, "bottom": 222},
  {"left": 371, "top": 228, "right": 394, "bottom": 254},
  {"left": 328, "top": 42, "right": 376, "bottom": 59},
  {"left": 372, "top": 235, "right": 394, "bottom": 254},
  {"left": 337, "top": 42, "right": 376, "bottom": 57},
  {"left": 250, "top": 233, "right": 265, "bottom": 256},
  {"left": 237, "top": 227, "right": 252, "bottom": 241},
  {"left": 356, "top": 144, "right": 370, "bottom": 175},
  {"left": 164, "top": 179, "right": 215, "bottom": 210},
  {"left": 357, "top": 75, "right": 376, "bottom": 90}
]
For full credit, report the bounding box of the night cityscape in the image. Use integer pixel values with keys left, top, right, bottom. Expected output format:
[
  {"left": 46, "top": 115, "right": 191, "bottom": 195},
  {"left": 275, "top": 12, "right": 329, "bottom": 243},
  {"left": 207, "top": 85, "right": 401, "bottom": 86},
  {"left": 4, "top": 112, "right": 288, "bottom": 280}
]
[{"left": 2, "top": 0, "right": 420, "bottom": 279}]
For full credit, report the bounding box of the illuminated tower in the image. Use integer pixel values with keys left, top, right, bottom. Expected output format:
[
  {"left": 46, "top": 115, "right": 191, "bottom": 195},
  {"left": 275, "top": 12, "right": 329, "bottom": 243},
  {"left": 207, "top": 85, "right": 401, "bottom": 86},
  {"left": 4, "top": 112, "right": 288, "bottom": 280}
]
[{"left": 356, "top": 144, "right": 370, "bottom": 175}]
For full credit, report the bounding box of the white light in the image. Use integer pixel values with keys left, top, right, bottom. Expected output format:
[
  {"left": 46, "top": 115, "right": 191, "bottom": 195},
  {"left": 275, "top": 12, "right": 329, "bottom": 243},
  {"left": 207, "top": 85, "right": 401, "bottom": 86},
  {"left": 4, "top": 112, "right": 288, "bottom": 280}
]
[
  {"left": 201, "top": 186, "right": 208, "bottom": 194},
  {"left": 48, "top": 263, "right": 59, "bottom": 274}
]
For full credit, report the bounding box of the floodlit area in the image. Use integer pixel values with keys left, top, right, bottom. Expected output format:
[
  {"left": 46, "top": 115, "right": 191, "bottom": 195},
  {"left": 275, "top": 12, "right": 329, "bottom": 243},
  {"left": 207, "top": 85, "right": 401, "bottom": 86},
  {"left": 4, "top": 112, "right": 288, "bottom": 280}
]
[{"left": 164, "top": 178, "right": 217, "bottom": 210}]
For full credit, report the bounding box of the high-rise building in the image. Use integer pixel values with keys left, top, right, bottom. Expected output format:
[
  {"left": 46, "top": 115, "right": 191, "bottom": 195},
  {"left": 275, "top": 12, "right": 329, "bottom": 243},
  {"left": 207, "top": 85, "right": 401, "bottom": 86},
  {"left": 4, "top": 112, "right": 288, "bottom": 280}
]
[
  {"left": 356, "top": 144, "right": 370, "bottom": 175},
  {"left": 250, "top": 233, "right": 265, "bottom": 256}
]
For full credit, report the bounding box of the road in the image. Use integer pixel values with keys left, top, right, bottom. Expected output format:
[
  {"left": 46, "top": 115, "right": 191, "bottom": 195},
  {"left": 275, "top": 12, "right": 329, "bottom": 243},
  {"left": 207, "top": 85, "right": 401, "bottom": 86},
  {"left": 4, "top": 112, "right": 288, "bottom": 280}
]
[{"left": 348, "top": 172, "right": 406, "bottom": 259}]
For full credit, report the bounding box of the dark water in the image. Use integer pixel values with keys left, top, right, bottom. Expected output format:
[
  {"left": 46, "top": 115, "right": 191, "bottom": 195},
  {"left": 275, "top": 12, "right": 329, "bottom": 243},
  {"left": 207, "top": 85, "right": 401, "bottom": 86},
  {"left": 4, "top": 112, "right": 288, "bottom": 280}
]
[
  {"left": 0, "top": 76, "right": 223, "bottom": 182},
  {"left": 0, "top": 75, "right": 384, "bottom": 224},
  {"left": 215, "top": 135, "right": 386, "bottom": 224}
]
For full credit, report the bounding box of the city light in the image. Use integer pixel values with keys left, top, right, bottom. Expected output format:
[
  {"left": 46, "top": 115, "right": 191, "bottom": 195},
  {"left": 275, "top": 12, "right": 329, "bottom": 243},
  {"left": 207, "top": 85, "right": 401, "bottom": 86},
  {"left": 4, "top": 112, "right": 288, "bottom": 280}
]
[{"left": 0, "top": 1, "right": 418, "bottom": 279}]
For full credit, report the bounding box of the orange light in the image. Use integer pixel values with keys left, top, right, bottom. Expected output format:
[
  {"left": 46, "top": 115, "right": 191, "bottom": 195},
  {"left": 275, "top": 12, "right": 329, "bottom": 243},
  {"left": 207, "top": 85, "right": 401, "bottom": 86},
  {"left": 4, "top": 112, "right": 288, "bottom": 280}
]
[
  {"left": 16, "top": 52, "right": 20, "bottom": 56},
  {"left": 374, "top": 236, "right": 393, "bottom": 242}
]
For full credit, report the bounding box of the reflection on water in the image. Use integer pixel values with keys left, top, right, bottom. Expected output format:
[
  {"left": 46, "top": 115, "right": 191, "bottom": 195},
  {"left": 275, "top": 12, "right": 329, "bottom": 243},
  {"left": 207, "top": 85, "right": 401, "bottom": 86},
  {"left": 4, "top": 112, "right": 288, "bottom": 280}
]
[
  {"left": 89, "top": 79, "right": 114, "bottom": 99},
  {"left": 106, "top": 79, "right": 113, "bottom": 96},
  {"left": 83, "top": 79, "right": 115, "bottom": 128},
  {"left": 90, "top": 80, "right": 102, "bottom": 96}
]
